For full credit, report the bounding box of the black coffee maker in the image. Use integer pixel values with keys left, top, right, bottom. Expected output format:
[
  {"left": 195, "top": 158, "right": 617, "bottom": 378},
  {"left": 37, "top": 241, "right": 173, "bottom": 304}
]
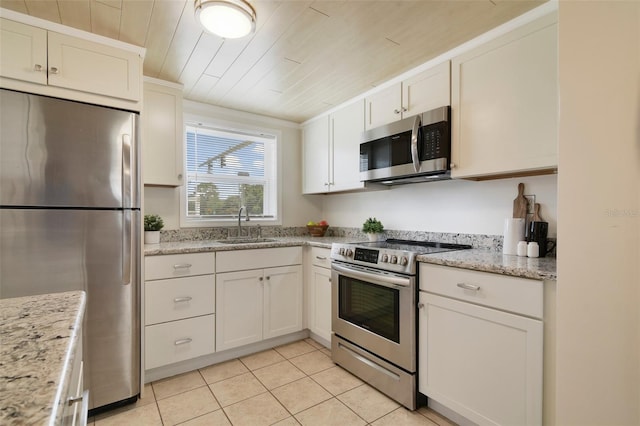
[{"left": 527, "top": 204, "right": 555, "bottom": 257}]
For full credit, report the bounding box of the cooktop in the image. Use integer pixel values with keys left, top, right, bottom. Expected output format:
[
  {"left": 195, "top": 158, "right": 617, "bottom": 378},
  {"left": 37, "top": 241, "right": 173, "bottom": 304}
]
[{"left": 330, "top": 239, "right": 472, "bottom": 275}]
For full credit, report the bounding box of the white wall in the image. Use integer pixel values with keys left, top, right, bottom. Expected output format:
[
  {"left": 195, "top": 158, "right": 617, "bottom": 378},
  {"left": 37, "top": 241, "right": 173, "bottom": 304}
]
[
  {"left": 322, "top": 174, "right": 557, "bottom": 236},
  {"left": 144, "top": 100, "right": 323, "bottom": 229},
  {"left": 557, "top": 2, "right": 640, "bottom": 425}
]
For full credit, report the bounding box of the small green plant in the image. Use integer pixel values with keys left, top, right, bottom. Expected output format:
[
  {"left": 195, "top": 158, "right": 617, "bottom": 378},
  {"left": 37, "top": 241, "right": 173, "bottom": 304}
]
[
  {"left": 362, "top": 217, "right": 384, "bottom": 234},
  {"left": 144, "top": 214, "right": 164, "bottom": 231}
]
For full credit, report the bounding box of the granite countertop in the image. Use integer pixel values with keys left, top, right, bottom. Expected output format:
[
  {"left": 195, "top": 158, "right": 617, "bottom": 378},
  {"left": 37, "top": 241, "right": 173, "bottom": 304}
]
[
  {"left": 146, "top": 237, "right": 556, "bottom": 281},
  {"left": 143, "top": 235, "right": 356, "bottom": 255},
  {"left": 417, "top": 248, "right": 557, "bottom": 281},
  {"left": 0, "top": 291, "right": 86, "bottom": 425}
]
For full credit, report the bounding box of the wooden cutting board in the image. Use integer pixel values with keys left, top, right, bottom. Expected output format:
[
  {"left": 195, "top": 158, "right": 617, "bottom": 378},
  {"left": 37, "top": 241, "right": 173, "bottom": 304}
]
[
  {"left": 512, "top": 183, "right": 528, "bottom": 219},
  {"left": 533, "top": 203, "right": 543, "bottom": 222}
]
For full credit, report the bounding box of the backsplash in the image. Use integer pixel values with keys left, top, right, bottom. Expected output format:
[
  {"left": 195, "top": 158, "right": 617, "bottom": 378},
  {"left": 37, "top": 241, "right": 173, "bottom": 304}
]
[{"left": 157, "top": 226, "right": 557, "bottom": 257}]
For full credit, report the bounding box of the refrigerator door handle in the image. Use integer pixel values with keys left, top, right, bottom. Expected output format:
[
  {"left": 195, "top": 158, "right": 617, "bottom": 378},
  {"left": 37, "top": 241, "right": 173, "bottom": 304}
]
[
  {"left": 122, "top": 133, "right": 132, "bottom": 208},
  {"left": 122, "top": 210, "right": 131, "bottom": 285}
]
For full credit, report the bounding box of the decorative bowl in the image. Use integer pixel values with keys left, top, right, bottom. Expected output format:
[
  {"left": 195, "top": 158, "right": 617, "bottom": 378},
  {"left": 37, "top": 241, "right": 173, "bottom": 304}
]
[{"left": 307, "top": 224, "right": 329, "bottom": 237}]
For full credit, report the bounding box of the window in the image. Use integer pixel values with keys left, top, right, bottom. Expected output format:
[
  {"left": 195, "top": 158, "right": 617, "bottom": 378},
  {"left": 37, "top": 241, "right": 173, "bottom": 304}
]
[{"left": 184, "top": 124, "right": 278, "bottom": 223}]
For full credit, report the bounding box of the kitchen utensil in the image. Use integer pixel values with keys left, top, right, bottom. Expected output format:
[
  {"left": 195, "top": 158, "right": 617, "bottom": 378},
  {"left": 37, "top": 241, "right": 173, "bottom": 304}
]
[
  {"left": 503, "top": 218, "right": 526, "bottom": 255},
  {"left": 512, "top": 183, "right": 528, "bottom": 219}
]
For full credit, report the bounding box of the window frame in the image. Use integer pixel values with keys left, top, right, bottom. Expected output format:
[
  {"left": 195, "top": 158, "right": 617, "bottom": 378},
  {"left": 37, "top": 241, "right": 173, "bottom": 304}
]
[{"left": 179, "top": 114, "right": 282, "bottom": 228}]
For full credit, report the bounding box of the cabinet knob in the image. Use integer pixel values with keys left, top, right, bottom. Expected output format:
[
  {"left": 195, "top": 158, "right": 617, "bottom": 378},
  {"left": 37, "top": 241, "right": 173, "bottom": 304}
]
[
  {"left": 33, "top": 64, "right": 43, "bottom": 72},
  {"left": 177, "top": 174, "right": 183, "bottom": 180},
  {"left": 259, "top": 276, "right": 263, "bottom": 281},
  {"left": 450, "top": 162, "right": 456, "bottom": 169},
  {"left": 393, "top": 109, "right": 401, "bottom": 114},
  {"left": 402, "top": 107, "right": 407, "bottom": 112},
  {"left": 418, "top": 302, "right": 424, "bottom": 309},
  {"left": 49, "top": 67, "right": 59, "bottom": 74}
]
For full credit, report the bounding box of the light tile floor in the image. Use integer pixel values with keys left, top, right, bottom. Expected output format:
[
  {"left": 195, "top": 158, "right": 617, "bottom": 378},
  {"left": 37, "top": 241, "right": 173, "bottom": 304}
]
[{"left": 90, "top": 338, "right": 456, "bottom": 426}]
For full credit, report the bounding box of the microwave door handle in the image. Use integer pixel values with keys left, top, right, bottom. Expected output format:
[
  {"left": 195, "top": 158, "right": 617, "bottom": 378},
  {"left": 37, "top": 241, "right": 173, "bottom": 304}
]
[{"left": 410, "top": 115, "right": 421, "bottom": 173}]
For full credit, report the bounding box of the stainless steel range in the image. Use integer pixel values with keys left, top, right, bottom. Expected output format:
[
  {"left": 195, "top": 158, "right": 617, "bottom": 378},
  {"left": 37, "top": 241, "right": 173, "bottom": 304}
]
[{"left": 330, "top": 239, "right": 471, "bottom": 409}]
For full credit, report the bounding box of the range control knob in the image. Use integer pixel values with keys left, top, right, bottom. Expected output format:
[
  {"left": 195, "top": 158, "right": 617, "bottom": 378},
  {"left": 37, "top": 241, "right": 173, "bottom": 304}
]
[
  {"left": 399, "top": 256, "right": 408, "bottom": 266},
  {"left": 346, "top": 249, "right": 354, "bottom": 257},
  {"left": 339, "top": 248, "right": 345, "bottom": 255},
  {"left": 381, "top": 254, "right": 389, "bottom": 263},
  {"left": 390, "top": 255, "right": 398, "bottom": 264}
]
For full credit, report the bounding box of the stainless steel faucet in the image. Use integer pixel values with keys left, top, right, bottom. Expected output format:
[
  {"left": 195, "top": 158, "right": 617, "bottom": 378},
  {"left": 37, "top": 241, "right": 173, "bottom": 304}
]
[{"left": 237, "top": 206, "right": 250, "bottom": 237}]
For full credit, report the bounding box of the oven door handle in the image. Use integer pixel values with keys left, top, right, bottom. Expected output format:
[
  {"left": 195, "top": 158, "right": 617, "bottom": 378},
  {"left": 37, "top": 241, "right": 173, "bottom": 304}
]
[{"left": 332, "top": 263, "right": 411, "bottom": 289}]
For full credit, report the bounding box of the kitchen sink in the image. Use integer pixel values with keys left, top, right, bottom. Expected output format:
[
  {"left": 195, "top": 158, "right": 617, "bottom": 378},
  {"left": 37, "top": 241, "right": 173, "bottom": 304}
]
[{"left": 216, "top": 238, "right": 277, "bottom": 244}]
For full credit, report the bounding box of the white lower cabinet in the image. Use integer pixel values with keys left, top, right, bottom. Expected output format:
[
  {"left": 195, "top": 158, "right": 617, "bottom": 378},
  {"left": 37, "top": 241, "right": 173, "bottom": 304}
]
[
  {"left": 418, "top": 263, "right": 543, "bottom": 426},
  {"left": 144, "top": 253, "right": 215, "bottom": 370},
  {"left": 306, "top": 247, "right": 332, "bottom": 343},
  {"left": 61, "top": 332, "right": 86, "bottom": 426},
  {"left": 216, "top": 247, "right": 303, "bottom": 351},
  {"left": 146, "top": 315, "right": 216, "bottom": 369}
]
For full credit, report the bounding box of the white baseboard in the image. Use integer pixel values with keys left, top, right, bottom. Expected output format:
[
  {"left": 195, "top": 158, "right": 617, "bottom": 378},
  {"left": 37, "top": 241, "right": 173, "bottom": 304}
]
[{"left": 144, "top": 330, "right": 310, "bottom": 383}]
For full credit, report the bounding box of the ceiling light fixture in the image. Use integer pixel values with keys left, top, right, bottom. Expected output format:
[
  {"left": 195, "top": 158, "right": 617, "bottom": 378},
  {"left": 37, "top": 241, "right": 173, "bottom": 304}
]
[{"left": 194, "top": 0, "right": 257, "bottom": 39}]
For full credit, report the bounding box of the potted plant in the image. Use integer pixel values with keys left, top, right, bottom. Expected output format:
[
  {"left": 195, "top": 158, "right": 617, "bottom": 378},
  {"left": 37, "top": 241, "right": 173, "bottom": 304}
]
[
  {"left": 362, "top": 217, "right": 385, "bottom": 242},
  {"left": 144, "top": 214, "right": 164, "bottom": 244}
]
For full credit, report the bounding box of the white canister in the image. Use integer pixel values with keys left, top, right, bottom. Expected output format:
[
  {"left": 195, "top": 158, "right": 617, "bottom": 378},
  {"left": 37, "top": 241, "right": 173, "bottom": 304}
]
[
  {"left": 503, "top": 218, "right": 526, "bottom": 255},
  {"left": 517, "top": 241, "right": 528, "bottom": 257},
  {"left": 527, "top": 241, "right": 540, "bottom": 258}
]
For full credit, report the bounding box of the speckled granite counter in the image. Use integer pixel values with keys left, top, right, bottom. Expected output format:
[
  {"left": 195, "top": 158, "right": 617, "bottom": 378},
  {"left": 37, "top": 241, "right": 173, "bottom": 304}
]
[
  {"left": 417, "top": 248, "right": 557, "bottom": 281},
  {"left": 144, "top": 236, "right": 359, "bottom": 255},
  {"left": 145, "top": 237, "right": 556, "bottom": 281},
  {"left": 0, "top": 291, "right": 86, "bottom": 425}
]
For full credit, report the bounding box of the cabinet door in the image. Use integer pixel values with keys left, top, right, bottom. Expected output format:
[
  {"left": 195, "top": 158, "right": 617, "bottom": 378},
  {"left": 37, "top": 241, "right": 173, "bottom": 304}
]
[
  {"left": 330, "top": 100, "right": 365, "bottom": 192},
  {"left": 216, "top": 270, "right": 263, "bottom": 351},
  {"left": 142, "top": 80, "right": 184, "bottom": 186},
  {"left": 418, "top": 291, "right": 543, "bottom": 426},
  {"left": 451, "top": 15, "right": 557, "bottom": 178},
  {"left": 308, "top": 265, "right": 332, "bottom": 342},
  {"left": 302, "top": 116, "right": 330, "bottom": 194},
  {"left": 365, "top": 82, "right": 401, "bottom": 130},
  {"left": 263, "top": 265, "right": 303, "bottom": 339},
  {"left": 47, "top": 31, "right": 141, "bottom": 101},
  {"left": 402, "top": 61, "right": 450, "bottom": 116},
  {"left": 0, "top": 19, "right": 47, "bottom": 85}
]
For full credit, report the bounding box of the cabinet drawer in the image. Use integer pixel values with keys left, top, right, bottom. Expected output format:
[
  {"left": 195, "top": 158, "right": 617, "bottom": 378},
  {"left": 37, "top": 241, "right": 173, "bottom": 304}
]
[
  {"left": 310, "top": 247, "right": 331, "bottom": 269},
  {"left": 216, "top": 247, "right": 302, "bottom": 273},
  {"left": 419, "top": 263, "right": 543, "bottom": 318},
  {"left": 145, "top": 314, "right": 215, "bottom": 369},
  {"left": 145, "top": 252, "right": 215, "bottom": 280},
  {"left": 145, "top": 275, "right": 215, "bottom": 325}
]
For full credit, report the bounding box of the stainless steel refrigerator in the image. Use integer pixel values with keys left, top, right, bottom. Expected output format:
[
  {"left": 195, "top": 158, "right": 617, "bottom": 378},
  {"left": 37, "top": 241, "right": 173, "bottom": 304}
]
[{"left": 0, "top": 88, "right": 141, "bottom": 412}]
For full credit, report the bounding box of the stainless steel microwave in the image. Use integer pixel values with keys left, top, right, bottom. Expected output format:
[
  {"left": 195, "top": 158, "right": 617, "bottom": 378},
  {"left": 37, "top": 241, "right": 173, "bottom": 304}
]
[{"left": 359, "top": 106, "right": 451, "bottom": 185}]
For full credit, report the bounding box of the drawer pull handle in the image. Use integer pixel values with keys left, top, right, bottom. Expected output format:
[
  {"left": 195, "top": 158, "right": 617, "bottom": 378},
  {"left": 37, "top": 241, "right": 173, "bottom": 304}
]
[
  {"left": 174, "top": 338, "right": 192, "bottom": 345},
  {"left": 173, "top": 296, "right": 192, "bottom": 303},
  {"left": 457, "top": 283, "right": 481, "bottom": 291},
  {"left": 316, "top": 256, "right": 327, "bottom": 260},
  {"left": 173, "top": 263, "right": 192, "bottom": 269}
]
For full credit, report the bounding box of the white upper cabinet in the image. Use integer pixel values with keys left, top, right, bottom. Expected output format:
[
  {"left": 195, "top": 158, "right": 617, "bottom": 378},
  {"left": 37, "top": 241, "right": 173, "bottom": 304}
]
[
  {"left": 47, "top": 32, "right": 141, "bottom": 101},
  {"left": 330, "top": 100, "right": 365, "bottom": 193},
  {"left": 302, "top": 99, "right": 365, "bottom": 194},
  {"left": 365, "top": 61, "right": 451, "bottom": 130},
  {"left": 451, "top": 14, "right": 558, "bottom": 179},
  {"left": 364, "top": 82, "right": 402, "bottom": 130},
  {"left": 142, "top": 78, "right": 184, "bottom": 187},
  {"left": 0, "top": 18, "right": 47, "bottom": 85},
  {"left": 0, "top": 18, "right": 142, "bottom": 109},
  {"left": 302, "top": 116, "right": 330, "bottom": 194}
]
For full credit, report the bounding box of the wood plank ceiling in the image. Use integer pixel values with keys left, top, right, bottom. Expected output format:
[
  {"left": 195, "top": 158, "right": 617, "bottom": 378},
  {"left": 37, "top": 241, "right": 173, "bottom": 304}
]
[{"left": 0, "top": 0, "right": 545, "bottom": 122}]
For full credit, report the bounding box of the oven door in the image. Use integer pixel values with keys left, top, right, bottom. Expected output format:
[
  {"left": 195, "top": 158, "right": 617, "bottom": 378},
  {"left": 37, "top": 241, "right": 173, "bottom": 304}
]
[{"left": 331, "top": 262, "right": 415, "bottom": 372}]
